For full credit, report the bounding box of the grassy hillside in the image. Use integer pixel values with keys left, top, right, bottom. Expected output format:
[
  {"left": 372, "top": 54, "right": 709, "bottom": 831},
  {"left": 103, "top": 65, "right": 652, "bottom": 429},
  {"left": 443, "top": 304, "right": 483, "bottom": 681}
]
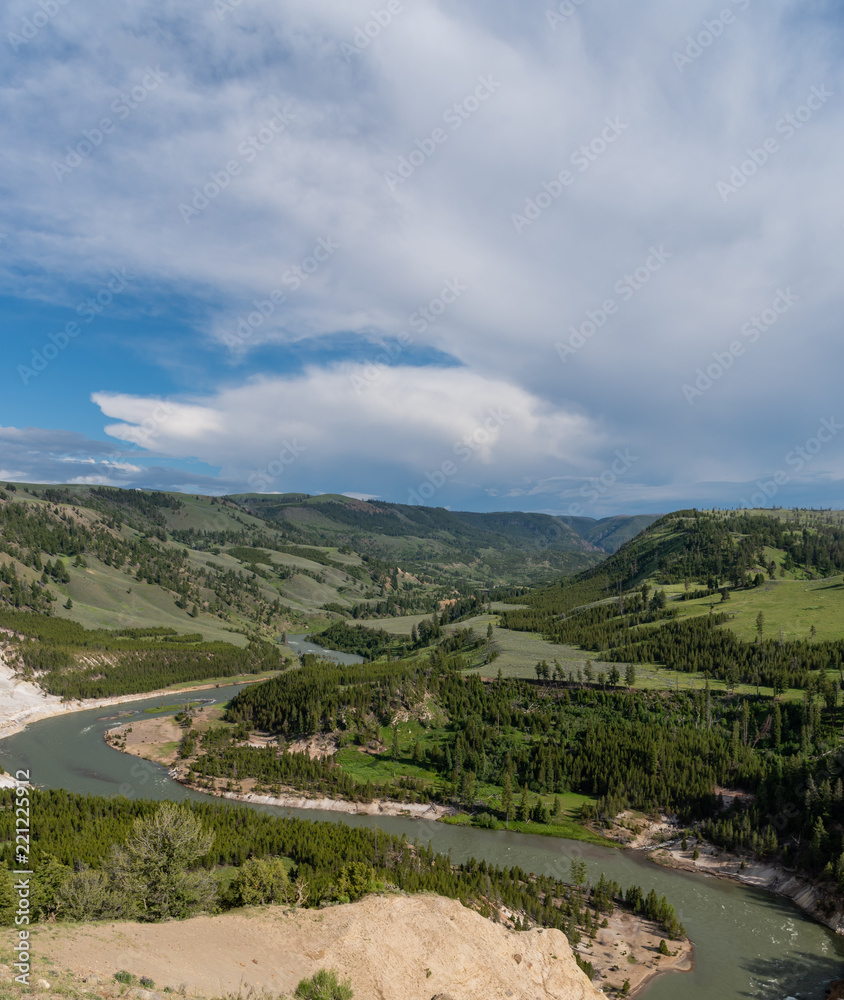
[
  {"left": 229, "top": 494, "right": 611, "bottom": 582},
  {"left": 497, "top": 508, "right": 844, "bottom": 698},
  {"left": 517, "top": 508, "right": 844, "bottom": 611},
  {"left": 0, "top": 483, "right": 642, "bottom": 650}
]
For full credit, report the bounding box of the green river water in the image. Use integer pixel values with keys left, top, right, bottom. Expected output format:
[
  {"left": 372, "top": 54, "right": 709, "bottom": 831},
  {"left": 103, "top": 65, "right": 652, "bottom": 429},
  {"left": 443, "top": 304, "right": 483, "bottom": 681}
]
[{"left": 0, "top": 683, "right": 841, "bottom": 999}]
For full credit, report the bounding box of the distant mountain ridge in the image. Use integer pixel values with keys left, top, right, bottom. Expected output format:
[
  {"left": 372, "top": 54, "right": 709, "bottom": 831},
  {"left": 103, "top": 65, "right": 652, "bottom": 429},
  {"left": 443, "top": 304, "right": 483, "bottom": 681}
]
[
  {"left": 554, "top": 513, "right": 660, "bottom": 553},
  {"left": 0, "top": 483, "right": 657, "bottom": 640},
  {"left": 230, "top": 492, "right": 660, "bottom": 558}
]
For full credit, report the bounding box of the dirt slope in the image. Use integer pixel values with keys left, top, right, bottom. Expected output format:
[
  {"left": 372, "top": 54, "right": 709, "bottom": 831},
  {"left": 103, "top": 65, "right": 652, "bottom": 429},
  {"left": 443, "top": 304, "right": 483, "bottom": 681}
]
[{"left": 29, "top": 894, "right": 604, "bottom": 1000}]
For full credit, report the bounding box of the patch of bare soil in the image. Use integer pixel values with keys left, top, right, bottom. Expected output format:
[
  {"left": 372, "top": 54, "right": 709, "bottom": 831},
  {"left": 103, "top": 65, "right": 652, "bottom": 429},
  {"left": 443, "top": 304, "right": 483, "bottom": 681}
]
[
  {"left": 105, "top": 715, "right": 184, "bottom": 766},
  {"left": 286, "top": 733, "right": 338, "bottom": 759},
  {"left": 594, "top": 810, "right": 679, "bottom": 850},
  {"left": 586, "top": 908, "right": 692, "bottom": 997},
  {"left": 25, "top": 894, "right": 610, "bottom": 1000}
]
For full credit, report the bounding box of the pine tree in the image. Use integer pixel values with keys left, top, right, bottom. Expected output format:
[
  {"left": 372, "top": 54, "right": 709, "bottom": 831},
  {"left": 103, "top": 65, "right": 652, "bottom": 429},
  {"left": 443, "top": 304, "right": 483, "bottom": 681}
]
[
  {"left": 517, "top": 785, "right": 530, "bottom": 823},
  {"left": 0, "top": 868, "right": 16, "bottom": 926},
  {"left": 106, "top": 803, "right": 216, "bottom": 921},
  {"left": 502, "top": 770, "right": 514, "bottom": 828}
]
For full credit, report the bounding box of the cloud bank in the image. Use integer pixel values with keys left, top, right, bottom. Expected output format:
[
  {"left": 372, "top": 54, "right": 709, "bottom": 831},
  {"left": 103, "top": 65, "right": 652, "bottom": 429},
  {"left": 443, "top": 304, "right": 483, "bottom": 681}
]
[{"left": 1, "top": 0, "right": 842, "bottom": 513}]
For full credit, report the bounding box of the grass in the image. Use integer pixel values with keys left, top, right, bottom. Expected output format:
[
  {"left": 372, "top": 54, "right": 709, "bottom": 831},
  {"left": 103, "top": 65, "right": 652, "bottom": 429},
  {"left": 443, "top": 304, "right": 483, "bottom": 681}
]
[
  {"left": 440, "top": 811, "right": 617, "bottom": 847},
  {"left": 334, "top": 732, "right": 607, "bottom": 844},
  {"left": 667, "top": 576, "right": 844, "bottom": 643},
  {"left": 335, "top": 747, "right": 441, "bottom": 788},
  {"left": 365, "top": 612, "right": 596, "bottom": 680}
]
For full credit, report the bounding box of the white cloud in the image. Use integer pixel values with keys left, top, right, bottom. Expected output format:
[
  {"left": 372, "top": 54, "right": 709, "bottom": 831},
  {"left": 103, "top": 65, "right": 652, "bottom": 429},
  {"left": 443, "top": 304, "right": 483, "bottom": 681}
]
[
  {"left": 1, "top": 0, "right": 842, "bottom": 510},
  {"left": 92, "top": 365, "right": 602, "bottom": 499}
]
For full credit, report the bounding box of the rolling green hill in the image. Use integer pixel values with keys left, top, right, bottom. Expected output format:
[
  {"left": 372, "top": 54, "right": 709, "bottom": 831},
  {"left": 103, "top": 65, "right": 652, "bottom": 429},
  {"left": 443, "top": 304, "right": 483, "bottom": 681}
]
[
  {"left": 0, "top": 484, "right": 647, "bottom": 645},
  {"left": 228, "top": 494, "right": 656, "bottom": 578},
  {"left": 499, "top": 507, "right": 844, "bottom": 696}
]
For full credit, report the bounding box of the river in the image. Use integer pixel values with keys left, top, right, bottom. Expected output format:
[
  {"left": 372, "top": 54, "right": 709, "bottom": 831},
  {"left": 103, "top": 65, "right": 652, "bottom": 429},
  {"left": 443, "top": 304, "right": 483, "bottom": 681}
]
[
  {"left": 1, "top": 681, "right": 841, "bottom": 999},
  {"left": 285, "top": 633, "right": 365, "bottom": 665}
]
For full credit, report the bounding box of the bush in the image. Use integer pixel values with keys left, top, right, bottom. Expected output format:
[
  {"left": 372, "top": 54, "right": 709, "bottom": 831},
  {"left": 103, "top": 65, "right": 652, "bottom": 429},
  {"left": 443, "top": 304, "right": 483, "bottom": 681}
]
[
  {"left": 114, "top": 971, "right": 135, "bottom": 985},
  {"left": 294, "top": 968, "right": 354, "bottom": 1000},
  {"left": 57, "top": 867, "right": 137, "bottom": 922},
  {"left": 224, "top": 857, "right": 290, "bottom": 908}
]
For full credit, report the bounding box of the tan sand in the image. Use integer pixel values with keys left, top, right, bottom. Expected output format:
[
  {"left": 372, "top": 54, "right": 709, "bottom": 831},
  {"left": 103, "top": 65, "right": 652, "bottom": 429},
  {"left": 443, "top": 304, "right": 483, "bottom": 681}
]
[{"left": 23, "top": 894, "right": 605, "bottom": 1000}]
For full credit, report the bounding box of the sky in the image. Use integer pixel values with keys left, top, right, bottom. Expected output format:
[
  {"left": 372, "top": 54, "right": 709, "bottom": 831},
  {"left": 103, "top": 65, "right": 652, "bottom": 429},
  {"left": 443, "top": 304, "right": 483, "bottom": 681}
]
[{"left": 1, "top": 0, "right": 843, "bottom": 517}]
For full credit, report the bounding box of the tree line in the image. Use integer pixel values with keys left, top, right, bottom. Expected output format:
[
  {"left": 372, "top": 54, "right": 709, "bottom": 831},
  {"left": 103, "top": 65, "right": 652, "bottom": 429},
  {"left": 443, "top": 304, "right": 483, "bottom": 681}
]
[
  {"left": 0, "top": 608, "right": 284, "bottom": 697},
  {"left": 0, "top": 789, "right": 685, "bottom": 966}
]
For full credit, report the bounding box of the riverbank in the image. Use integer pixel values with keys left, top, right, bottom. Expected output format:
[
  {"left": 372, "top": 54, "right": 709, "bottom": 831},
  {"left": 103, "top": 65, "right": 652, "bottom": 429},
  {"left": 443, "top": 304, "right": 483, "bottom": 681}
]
[
  {"left": 593, "top": 805, "right": 844, "bottom": 939},
  {"left": 649, "top": 836, "right": 844, "bottom": 937},
  {"left": 103, "top": 714, "right": 693, "bottom": 995},
  {"left": 0, "top": 643, "right": 272, "bottom": 742}
]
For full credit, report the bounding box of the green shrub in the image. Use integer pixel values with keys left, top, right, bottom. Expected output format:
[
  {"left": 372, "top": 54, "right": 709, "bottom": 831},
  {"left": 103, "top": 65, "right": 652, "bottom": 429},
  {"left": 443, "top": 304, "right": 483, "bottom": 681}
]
[{"left": 294, "top": 968, "right": 354, "bottom": 1000}]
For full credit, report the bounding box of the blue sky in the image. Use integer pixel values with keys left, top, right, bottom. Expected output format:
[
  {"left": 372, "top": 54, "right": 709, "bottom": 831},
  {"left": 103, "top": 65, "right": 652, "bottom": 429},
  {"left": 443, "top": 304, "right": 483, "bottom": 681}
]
[{"left": 1, "top": 0, "right": 843, "bottom": 516}]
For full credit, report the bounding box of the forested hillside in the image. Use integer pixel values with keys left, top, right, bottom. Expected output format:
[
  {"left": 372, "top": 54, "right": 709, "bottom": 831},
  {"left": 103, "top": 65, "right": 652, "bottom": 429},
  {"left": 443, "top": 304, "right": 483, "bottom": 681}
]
[
  {"left": 229, "top": 493, "right": 655, "bottom": 577},
  {"left": 0, "top": 484, "right": 647, "bottom": 647},
  {"left": 498, "top": 509, "right": 844, "bottom": 692},
  {"left": 518, "top": 508, "right": 844, "bottom": 612}
]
